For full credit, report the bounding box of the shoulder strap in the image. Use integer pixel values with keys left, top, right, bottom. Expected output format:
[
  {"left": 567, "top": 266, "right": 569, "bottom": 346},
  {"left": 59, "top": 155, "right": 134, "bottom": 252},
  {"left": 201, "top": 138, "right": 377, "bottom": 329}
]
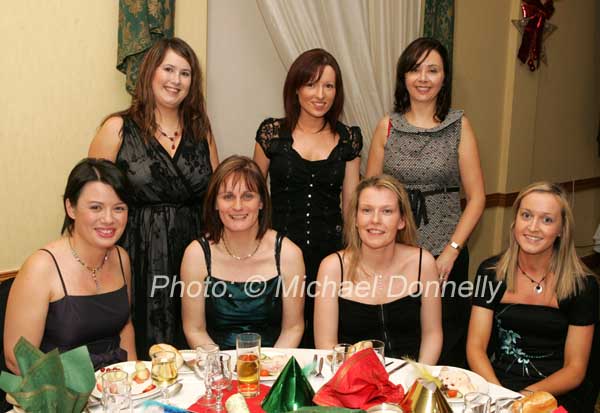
[
  {"left": 274, "top": 232, "right": 284, "bottom": 276},
  {"left": 39, "top": 249, "right": 68, "bottom": 295},
  {"left": 418, "top": 248, "right": 423, "bottom": 282},
  {"left": 335, "top": 252, "right": 344, "bottom": 282},
  {"left": 116, "top": 247, "right": 126, "bottom": 284},
  {"left": 197, "top": 237, "right": 212, "bottom": 277}
]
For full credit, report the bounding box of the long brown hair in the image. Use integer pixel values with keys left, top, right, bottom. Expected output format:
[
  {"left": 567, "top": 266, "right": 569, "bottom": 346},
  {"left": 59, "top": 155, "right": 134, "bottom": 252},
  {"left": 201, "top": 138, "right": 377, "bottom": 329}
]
[
  {"left": 105, "top": 37, "right": 212, "bottom": 144},
  {"left": 203, "top": 156, "right": 272, "bottom": 243},
  {"left": 283, "top": 48, "right": 344, "bottom": 132},
  {"left": 343, "top": 175, "right": 418, "bottom": 282},
  {"left": 495, "top": 181, "right": 593, "bottom": 300}
]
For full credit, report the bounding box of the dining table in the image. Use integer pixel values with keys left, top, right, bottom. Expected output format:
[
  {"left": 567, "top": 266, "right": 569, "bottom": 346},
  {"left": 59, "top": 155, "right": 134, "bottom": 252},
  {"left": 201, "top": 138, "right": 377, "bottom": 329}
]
[{"left": 46, "top": 348, "right": 521, "bottom": 412}]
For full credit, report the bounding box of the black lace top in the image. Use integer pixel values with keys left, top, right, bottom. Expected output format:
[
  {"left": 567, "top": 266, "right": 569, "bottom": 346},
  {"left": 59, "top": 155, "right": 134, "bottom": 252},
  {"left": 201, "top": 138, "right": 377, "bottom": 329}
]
[{"left": 255, "top": 118, "right": 362, "bottom": 253}]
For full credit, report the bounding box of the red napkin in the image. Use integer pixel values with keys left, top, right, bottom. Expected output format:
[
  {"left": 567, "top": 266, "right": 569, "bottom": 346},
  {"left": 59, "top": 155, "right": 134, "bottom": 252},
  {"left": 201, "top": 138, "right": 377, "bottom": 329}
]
[
  {"left": 188, "top": 381, "right": 271, "bottom": 413},
  {"left": 313, "top": 348, "right": 404, "bottom": 410}
]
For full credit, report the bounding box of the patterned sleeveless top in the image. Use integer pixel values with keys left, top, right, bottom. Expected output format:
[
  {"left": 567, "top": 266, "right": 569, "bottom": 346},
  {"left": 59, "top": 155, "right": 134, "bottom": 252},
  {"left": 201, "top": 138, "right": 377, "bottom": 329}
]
[{"left": 383, "top": 109, "right": 463, "bottom": 255}]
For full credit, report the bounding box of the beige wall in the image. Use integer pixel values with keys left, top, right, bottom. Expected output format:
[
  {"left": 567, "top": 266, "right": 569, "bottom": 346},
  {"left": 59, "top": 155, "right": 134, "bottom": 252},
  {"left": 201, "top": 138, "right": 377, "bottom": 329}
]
[
  {"left": 454, "top": 0, "right": 600, "bottom": 274},
  {"left": 0, "top": 0, "right": 208, "bottom": 271}
]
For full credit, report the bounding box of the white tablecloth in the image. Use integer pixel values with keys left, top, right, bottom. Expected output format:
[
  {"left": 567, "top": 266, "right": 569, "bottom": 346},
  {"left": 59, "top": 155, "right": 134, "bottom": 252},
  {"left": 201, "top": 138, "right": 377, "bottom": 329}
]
[{"left": 77, "top": 348, "right": 521, "bottom": 412}]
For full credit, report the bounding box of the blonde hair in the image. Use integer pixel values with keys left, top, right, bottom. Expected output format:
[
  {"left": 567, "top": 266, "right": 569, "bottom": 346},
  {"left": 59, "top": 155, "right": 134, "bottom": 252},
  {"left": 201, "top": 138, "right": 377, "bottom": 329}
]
[
  {"left": 495, "top": 181, "right": 591, "bottom": 300},
  {"left": 343, "top": 175, "right": 418, "bottom": 282}
]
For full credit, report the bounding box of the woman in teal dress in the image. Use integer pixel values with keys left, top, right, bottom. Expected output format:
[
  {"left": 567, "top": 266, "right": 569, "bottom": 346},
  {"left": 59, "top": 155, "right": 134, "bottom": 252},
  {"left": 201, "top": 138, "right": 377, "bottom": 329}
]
[{"left": 180, "top": 156, "right": 305, "bottom": 350}]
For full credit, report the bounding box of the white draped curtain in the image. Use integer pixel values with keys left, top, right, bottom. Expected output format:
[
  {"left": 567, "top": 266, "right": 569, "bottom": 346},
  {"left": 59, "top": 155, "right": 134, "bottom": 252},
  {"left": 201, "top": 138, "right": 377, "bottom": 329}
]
[{"left": 256, "top": 0, "right": 421, "bottom": 169}]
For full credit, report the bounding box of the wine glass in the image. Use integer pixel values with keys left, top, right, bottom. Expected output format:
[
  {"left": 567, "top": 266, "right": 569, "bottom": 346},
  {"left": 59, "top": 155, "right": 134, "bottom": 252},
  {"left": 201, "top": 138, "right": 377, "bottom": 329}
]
[
  {"left": 151, "top": 350, "right": 179, "bottom": 404},
  {"left": 205, "top": 353, "right": 232, "bottom": 413},
  {"left": 194, "top": 343, "right": 220, "bottom": 406},
  {"left": 101, "top": 370, "right": 132, "bottom": 413}
]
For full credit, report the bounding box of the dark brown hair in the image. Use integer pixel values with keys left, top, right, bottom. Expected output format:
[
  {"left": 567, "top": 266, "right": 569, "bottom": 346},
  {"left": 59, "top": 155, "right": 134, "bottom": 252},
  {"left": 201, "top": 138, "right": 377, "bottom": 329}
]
[
  {"left": 105, "top": 37, "right": 212, "bottom": 144},
  {"left": 203, "top": 156, "right": 272, "bottom": 242},
  {"left": 394, "top": 37, "right": 451, "bottom": 121},
  {"left": 62, "top": 158, "right": 131, "bottom": 235},
  {"left": 283, "top": 48, "right": 344, "bottom": 131}
]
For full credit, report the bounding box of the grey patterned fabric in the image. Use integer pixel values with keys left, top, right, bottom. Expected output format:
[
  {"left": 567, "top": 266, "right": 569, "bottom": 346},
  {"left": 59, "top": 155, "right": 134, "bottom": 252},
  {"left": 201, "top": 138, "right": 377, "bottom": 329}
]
[{"left": 383, "top": 109, "right": 463, "bottom": 255}]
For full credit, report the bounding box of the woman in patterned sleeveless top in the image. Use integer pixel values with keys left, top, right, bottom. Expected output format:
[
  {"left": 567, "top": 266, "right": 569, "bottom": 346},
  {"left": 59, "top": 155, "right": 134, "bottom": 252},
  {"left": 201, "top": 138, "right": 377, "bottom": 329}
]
[
  {"left": 89, "top": 38, "right": 219, "bottom": 355},
  {"left": 366, "top": 38, "right": 485, "bottom": 367}
]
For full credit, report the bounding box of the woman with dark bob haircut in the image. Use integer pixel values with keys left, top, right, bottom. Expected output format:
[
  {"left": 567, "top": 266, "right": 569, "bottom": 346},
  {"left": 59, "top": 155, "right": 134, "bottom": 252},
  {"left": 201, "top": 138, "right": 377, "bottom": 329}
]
[
  {"left": 89, "top": 37, "right": 219, "bottom": 355},
  {"left": 4, "top": 158, "right": 137, "bottom": 374},
  {"left": 366, "top": 37, "right": 485, "bottom": 366},
  {"left": 253, "top": 48, "right": 362, "bottom": 346},
  {"left": 181, "top": 156, "right": 305, "bottom": 350}
]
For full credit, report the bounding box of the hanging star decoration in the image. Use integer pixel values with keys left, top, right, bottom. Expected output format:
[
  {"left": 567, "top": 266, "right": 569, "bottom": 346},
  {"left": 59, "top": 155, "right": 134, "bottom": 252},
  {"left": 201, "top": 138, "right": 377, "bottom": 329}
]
[{"left": 512, "top": 0, "right": 557, "bottom": 71}]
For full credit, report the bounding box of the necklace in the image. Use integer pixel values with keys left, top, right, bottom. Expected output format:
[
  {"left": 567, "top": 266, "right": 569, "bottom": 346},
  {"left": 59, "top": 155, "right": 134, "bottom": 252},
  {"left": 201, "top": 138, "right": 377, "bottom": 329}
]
[
  {"left": 222, "top": 236, "right": 261, "bottom": 260},
  {"left": 360, "top": 263, "right": 384, "bottom": 290},
  {"left": 157, "top": 124, "right": 181, "bottom": 150},
  {"left": 517, "top": 263, "right": 548, "bottom": 294},
  {"left": 68, "top": 238, "right": 109, "bottom": 292}
]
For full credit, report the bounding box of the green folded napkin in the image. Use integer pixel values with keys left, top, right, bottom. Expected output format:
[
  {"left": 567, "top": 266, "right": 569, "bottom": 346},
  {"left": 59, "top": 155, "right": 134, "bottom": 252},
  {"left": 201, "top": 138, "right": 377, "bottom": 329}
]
[
  {"left": 0, "top": 337, "right": 95, "bottom": 412},
  {"left": 262, "top": 356, "right": 315, "bottom": 413}
]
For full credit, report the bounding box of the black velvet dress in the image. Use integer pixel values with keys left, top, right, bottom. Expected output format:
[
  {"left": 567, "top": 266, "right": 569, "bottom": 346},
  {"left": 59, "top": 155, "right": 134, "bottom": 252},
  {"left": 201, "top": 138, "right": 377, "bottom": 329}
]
[
  {"left": 116, "top": 116, "right": 212, "bottom": 355},
  {"left": 473, "top": 256, "right": 599, "bottom": 412},
  {"left": 255, "top": 118, "right": 362, "bottom": 345}
]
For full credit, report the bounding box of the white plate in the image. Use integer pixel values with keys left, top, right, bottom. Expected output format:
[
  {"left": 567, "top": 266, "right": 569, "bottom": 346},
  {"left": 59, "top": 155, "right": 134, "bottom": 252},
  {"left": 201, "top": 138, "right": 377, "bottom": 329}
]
[
  {"left": 179, "top": 349, "right": 197, "bottom": 374},
  {"left": 390, "top": 364, "right": 489, "bottom": 401},
  {"left": 92, "top": 361, "right": 161, "bottom": 400},
  {"left": 233, "top": 349, "right": 290, "bottom": 382}
]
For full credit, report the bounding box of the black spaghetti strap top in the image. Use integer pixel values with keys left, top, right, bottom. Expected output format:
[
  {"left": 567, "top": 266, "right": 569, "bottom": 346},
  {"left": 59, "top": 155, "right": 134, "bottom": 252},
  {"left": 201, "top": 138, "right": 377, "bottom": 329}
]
[
  {"left": 199, "top": 233, "right": 284, "bottom": 350},
  {"left": 337, "top": 249, "right": 423, "bottom": 359},
  {"left": 39, "top": 248, "right": 130, "bottom": 369}
]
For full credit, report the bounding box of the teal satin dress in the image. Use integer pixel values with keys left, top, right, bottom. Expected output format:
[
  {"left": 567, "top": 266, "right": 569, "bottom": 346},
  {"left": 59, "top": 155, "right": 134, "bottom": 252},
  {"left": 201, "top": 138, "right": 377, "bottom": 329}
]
[{"left": 197, "top": 234, "right": 284, "bottom": 350}]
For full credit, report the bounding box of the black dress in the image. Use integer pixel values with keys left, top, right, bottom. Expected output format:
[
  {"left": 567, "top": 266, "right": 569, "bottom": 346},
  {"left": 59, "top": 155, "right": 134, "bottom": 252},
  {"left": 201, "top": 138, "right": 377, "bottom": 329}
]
[
  {"left": 473, "top": 256, "right": 599, "bottom": 412},
  {"left": 196, "top": 233, "right": 284, "bottom": 350},
  {"left": 255, "top": 118, "right": 362, "bottom": 345},
  {"left": 116, "top": 115, "right": 212, "bottom": 355},
  {"left": 39, "top": 249, "right": 129, "bottom": 369},
  {"left": 336, "top": 250, "right": 423, "bottom": 360}
]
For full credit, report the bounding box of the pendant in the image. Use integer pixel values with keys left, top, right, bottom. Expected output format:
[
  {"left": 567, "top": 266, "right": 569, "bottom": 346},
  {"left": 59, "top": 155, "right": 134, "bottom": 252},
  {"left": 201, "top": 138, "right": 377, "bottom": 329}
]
[{"left": 535, "top": 284, "right": 543, "bottom": 294}]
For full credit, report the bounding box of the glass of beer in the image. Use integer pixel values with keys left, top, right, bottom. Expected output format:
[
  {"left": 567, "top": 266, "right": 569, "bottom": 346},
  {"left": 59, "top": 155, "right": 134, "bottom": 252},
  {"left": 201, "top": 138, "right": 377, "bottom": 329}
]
[
  {"left": 236, "top": 332, "right": 261, "bottom": 397},
  {"left": 151, "top": 350, "right": 179, "bottom": 403}
]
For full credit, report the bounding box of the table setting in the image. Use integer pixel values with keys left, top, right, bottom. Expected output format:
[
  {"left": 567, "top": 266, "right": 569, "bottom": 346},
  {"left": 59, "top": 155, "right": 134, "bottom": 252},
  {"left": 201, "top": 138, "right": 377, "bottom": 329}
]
[{"left": 3, "top": 336, "right": 557, "bottom": 413}]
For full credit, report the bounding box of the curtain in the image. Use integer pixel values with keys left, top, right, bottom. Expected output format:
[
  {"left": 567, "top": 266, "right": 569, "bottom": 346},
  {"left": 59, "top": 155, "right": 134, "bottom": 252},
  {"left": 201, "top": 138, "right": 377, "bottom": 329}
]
[
  {"left": 256, "top": 0, "right": 421, "bottom": 169},
  {"left": 117, "top": 0, "right": 175, "bottom": 94},
  {"left": 423, "top": 0, "right": 454, "bottom": 66}
]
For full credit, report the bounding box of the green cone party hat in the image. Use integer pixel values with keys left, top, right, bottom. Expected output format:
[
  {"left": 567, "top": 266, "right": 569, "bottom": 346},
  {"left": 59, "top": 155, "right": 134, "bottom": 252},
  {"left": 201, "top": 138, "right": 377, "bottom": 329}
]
[{"left": 262, "top": 356, "right": 315, "bottom": 413}]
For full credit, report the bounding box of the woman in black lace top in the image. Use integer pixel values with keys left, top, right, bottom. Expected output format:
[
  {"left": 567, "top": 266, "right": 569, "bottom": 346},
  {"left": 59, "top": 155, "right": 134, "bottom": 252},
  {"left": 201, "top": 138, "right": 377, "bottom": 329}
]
[
  {"left": 253, "top": 49, "right": 362, "bottom": 346},
  {"left": 467, "top": 182, "right": 599, "bottom": 412}
]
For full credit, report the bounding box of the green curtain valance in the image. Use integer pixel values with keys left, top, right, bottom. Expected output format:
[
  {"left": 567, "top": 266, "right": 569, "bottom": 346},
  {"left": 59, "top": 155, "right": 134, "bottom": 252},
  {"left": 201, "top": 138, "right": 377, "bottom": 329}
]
[
  {"left": 117, "top": 0, "right": 175, "bottom": 94},
  {"left": 423, "top": 0, "right": 454, "bottom": 67}
]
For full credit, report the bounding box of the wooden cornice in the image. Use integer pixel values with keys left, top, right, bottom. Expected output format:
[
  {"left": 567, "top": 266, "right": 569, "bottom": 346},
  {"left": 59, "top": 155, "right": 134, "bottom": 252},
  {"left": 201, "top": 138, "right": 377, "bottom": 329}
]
[
  {"left": 483, "top": 176, "right": 600, "bottom": 209},
  {"left": 0, "top": 269, "right": 18, "bottom": 282}
]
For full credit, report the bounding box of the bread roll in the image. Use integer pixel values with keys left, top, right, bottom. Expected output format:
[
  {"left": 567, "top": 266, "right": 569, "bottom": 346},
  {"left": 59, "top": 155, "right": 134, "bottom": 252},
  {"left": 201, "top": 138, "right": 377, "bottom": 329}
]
[
  {"left": 148, "top": 343, "right": 184, "bottom": 369},
  {"left": 512, "top": 391, "right": 557, "bottom": 413}
]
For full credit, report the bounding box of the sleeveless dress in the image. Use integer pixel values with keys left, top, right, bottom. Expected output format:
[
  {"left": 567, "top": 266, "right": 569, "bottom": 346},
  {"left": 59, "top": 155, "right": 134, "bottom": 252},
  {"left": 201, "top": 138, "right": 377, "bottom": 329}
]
[
  {"left": 39, "top": 249, "right": 129, "bottom": 369},
  {"left": 197, "top": 233, "right": 284, "bottom": 350},
  {"left": 255, "top": 118, "right": 362, "bottom": 346},
  {"left": 336, "top": 249, "right": 423, "bottom": 360},
  {"left": 116, "top": 115, "right": 212, "bottom": 355},
  {"left": 383, "top": 109, "right": 469, "bottom": 367},
  {"left": 473, "top": 256, "right": 599, "bottom": 412}
]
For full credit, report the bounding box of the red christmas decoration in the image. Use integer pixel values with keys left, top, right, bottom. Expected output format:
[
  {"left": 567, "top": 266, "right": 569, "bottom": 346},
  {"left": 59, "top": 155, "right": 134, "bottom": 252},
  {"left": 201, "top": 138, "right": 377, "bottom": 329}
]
[{"left": 512, "top": 0, "right": 557, "bottom": 71}]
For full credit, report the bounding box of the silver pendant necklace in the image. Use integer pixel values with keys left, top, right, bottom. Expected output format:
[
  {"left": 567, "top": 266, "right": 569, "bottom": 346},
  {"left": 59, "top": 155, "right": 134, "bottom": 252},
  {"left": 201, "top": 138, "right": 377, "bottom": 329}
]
[
  {"left": 517, "top": 263, "right": 548, "bottom": 294},
  {"left": 69, "top": 238, "right": 109, "bottom": 292}
]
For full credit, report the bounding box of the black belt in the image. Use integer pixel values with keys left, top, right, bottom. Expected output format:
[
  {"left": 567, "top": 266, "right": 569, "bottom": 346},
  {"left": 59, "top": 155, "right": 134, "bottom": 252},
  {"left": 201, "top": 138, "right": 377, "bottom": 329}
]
[{"left": 408, "top": 187, "right": 459, "bottom": 227}]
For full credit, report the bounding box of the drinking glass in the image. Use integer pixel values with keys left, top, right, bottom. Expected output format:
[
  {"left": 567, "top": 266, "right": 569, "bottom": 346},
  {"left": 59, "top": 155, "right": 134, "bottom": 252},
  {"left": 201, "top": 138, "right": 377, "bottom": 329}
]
[
  {"left": 194, "top": 343, "right": 220, "bottom": 406},
  {"left": 369, "top": 339, "right": 385, "bottom": 365},
  {"left": 151, "top": 350, "right": 179, "bottom": 404},
  {"left": 331, "top": 343, "right": 354, "bottom": 373},
  {"left": 495, "top": 397, "right": 518, "bottom": 413},
  {"left": 236, "top": 332, "right": 261, "bottom": 397},
  {"left": 101, "top": 369, "right": 132, "bottom": 413},
  {"left": 464, "top": 392, "right": 491, "bottom": 413},
  {"left": 205, "top": 353, "right": 232, "bottom": 413}
]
